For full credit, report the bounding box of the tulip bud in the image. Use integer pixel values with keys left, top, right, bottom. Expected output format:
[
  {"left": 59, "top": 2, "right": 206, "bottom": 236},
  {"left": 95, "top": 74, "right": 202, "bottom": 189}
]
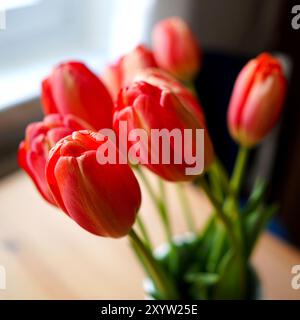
[
  {"left": 227, "top": 53, "right": 287, "bottom": 147},
  {"left": 114, "top": 78, "right": 214, "bottom": 181},
  {"left": 152, "top": 17, "right": 201, "bottom": 81},
  {"left": 102, "top": 45, "right": 157, "bottom": 100},
  {"left": 18, "top": 114, "right": 92, "bottom": 205},
  {"left": 42, "top": 61, "right": 114, "bottom": 130},
  {"left": 46, "top": 131, "right": 141, "bottom": 238}
]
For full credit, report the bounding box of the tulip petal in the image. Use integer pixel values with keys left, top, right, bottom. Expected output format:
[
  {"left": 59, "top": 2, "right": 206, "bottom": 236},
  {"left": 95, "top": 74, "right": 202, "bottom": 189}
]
[
  {"left": 19, "top": 139, "right": 55, "bottom": 204},
  {"left": 43, "top": 62, "right": 114, "bottom": 130},
  {"left": 152, "top": 17, "right": 201, "bottom": 80},
  {"left": 227, "top": 59, "right": 258, "bottom": 139},
  {"left": 51, "top": 151, "right": 140, "bottom": 237},
  {"left": 240, "top": 74, "right": 285, "bottom": 145},
  {"left": 114, "top": 80, "right": 214, "bottom": 181},
  {"left": 227, "top": 53, "right": 286, "bottom": 146},
  {"left": 42, "top": 78, "right": 58, "bottom": 114}
]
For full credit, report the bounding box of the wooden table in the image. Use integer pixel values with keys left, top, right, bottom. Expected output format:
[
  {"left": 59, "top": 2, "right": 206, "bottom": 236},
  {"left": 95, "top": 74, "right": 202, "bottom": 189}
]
[{"left": 0, "top": 171, "right": 299, "bottom": 300}]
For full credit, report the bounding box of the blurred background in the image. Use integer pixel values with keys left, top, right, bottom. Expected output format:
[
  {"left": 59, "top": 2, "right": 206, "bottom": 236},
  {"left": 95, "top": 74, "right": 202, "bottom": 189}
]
[{"left": 0, "top": 0, "right": 299, "bottom": 249}]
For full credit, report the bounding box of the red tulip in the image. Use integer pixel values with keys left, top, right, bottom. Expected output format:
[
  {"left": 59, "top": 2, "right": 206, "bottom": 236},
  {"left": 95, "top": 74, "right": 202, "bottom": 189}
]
[
  {"left": 152, "top": 17, "right": 201, "bottom": 81},
  {"left": 134, "top": 68, "right": 206, "bottom": 124},
  {"left": 18, "top": 114, "right": 92, "bottom": 205},
  {"left": 102, "top": 45, "right": 157, "bottom": 100},
  {"left": 114, "top": 79, "right": 214, "bottom": 181},
  {"left": 101, "top": 60, "right": 123, "bottom": 102},
  {"left": 46, "top": 131, "right": 141, "bottom": 237},
  {"left": 228, "top": 53, "right": 287, "bottom": 147},
  {"left": 42, "top": 61, "right": 114, "bottom": 130}
]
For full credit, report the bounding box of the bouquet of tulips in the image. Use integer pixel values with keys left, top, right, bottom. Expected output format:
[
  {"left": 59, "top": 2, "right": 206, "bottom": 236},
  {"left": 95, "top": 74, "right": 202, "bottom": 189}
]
[{"left": 18, "top": 17, "right": 286, "bottom": 300}]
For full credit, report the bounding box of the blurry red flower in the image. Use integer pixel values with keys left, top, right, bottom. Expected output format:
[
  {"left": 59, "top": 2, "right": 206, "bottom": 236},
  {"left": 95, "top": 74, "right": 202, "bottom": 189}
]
[
  {"left": 42, "top": 61, "right": 114, "bottom": 130},
  {"left": 227, "top": 53, "right": 287, "bottom": 147},
  {"left": 114, "top": 79, "right": 214, "bottom": 181},
  {"left": 46, "top": 131, "right": 141, "bottom": 237},
  {"left": 152, "top": 17, "right": 201, "bottom": 81},
  {"left": 134, "top": 68, "right": 206, "bottom": 124},
  {"left": 102, "top": 45, "right": 157, "bottom": 100},
  {"left": 18, "top": 114, "right": 92, "bottom": 205}
]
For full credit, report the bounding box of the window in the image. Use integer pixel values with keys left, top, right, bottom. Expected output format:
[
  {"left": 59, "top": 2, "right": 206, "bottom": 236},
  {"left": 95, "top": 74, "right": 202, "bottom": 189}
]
[
  {"left": 0, "top": 0, "right": 40, "bottom": 29},
  {"left": 0, "top": 0, "right": 77, "bottom": 60},
  {"left": 0, "top": 0, "right": 156, "bottom": 110},
  {"left": 0, "top": 0, "right": 39, "bottom": 10},
  {"left": 0, "top": 0, "right": 156, "bottom": 172},
  {"left": 0, "top": 0, "right": 101, "bottom": 109}
]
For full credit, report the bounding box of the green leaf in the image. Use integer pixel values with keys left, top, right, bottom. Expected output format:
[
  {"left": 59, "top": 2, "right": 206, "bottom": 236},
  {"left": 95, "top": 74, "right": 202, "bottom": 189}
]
[
  {"left": 213, "top": 251, "right": 246, "bottom": 299},
  {"left": 185, "top": 272, "right": 219, "bottom": 286},
  {"left": 208, "top": 164, "right": 224, "bottom": 202},
  {"left": 205, "top": 222, "right": 230, "bottom": 273},
  {"left": 242, "top": 179, "right": 267, "bottom": 216},
  {"left": 245, "top": 204, "right": 278, "bottom": 257},
  {"left": 186, "top": 270, "right": 219, "bottom": 300},
  {"left": 194, "top": 216, "right": 219, "bottom": 264}
]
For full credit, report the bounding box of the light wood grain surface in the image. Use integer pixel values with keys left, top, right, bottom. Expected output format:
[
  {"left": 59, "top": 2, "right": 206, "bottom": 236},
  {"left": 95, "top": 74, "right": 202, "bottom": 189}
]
[{"left": 0, "top": 171, "right": 299, "bottom": 300}]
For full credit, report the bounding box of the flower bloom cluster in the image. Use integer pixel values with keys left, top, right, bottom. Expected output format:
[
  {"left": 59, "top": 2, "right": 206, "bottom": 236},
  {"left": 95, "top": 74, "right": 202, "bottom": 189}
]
[{"left": 19, "top": 17, "right": 286, "bottom": 239}]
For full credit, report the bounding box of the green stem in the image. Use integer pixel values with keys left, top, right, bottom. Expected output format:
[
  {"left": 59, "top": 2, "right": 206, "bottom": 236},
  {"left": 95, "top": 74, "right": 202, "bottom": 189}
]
[
  {"left": 176, "top": 184, "right": 196, "bottom": 233},
  {"left": 197, "top": 178, "right": 238, "bottom": 249},
  {"left": 129, "top": 229, "right": 179, "bottom": 299},
  {"left": 214, "top": 157, "right": 231, "bottom": 194},
  {"left": 208, "top": 164, "right": 224, "bottom": 202},
  {"left": 226, "top": 199, "right": 247, "bottom": 295},
  {"left": 229, "top": 147, "right": 250, "bottom": 255},
  {"left": 157, "top": 178, "right": 173, "bottom": 242},
  {"left": 135, "top": 167, "right": 173, "bottom": 244},
  {"left": 157, "top": 178, "right": 180, "bottom": 274},
  {"left": 206, "top": 222, "right": 226, "bottom": 272},
  {"left": 136, "top": 216, "right": 153, "bottom": 251},
  {"left": 204, "top": 158, "right": 231, "bottom": 271},
  {"left": 226, "top": 146, "right": 250, "bottom": 296},
  {"left": 230, "top": 147, "right": 250, "bottom": 198},
  {"left": 135, "top": 167, "right": 158, "bottom": 205}
]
